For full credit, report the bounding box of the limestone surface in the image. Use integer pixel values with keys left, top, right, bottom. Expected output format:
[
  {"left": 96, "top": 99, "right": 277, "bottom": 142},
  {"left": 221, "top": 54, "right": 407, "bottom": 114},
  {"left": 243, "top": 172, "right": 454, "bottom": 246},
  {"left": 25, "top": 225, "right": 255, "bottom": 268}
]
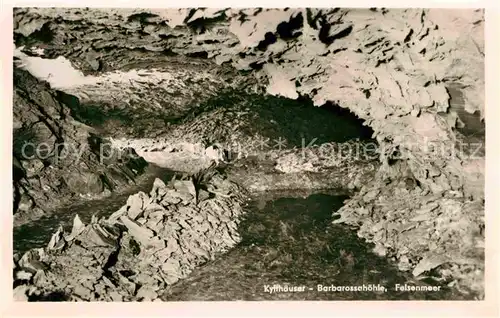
[{"left": 13, "top": 8, "right": 485, "bottom": 297}]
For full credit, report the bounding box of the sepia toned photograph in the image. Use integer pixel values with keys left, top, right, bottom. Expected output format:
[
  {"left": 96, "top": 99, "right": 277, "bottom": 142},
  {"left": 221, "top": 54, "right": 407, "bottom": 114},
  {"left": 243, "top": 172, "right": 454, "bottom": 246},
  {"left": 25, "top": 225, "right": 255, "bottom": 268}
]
[{"left": 11, "top": 7, "right": 486, "bottom": 302}]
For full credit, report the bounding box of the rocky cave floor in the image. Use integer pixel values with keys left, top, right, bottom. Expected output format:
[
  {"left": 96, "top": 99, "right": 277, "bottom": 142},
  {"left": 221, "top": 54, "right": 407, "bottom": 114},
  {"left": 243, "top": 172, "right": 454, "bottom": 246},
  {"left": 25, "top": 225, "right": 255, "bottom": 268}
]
[{"left": 12, "top": 8, "right": 485, "bottom": 302}]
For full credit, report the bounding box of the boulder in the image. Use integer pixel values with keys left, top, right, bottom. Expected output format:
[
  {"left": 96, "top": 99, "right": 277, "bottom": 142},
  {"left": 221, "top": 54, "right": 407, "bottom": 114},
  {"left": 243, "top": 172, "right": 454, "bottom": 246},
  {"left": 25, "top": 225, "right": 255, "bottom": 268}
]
[
  {"left": 64, "top": 214, "right": 86, "bottom": 242},
  {"left": 79, "top": 224, "right": 117, "bottom": 248},
  {"left": 13, "top": 285, "right": 30, "bottom": 301},
  {"left": 126, "top": 191, "right": 148, "bottom": 220},
  {"left": 136, "top": 285, "right": 158, "bottom": 301},
  {"left": 150, "top": 178, "right": 168, "bottom": 200},
  {"left": 119, "top": 215, "right": 154, "bottom": 246},
  {"left": 47, "top": 225, "right": 65, "bottom": 251},
  {"left": 18, "top": 248, "right": 47, "bottom": 273},
  {"left": 107, "top": 205, "right": 128, "bottom": 224}
]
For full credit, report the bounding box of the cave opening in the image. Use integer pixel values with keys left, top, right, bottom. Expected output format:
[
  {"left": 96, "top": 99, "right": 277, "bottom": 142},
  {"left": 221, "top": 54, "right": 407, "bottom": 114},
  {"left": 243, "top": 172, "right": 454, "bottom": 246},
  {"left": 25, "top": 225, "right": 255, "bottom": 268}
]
[
  {"left": 183, "top": 90, "right": 376, "bottom": 148},
  {"left": 250, "top": 94, "right": 375, "bottom": 146},
  {"left": 54, "top": 84, "right": 376, "bottom": 157},
  {"left": 76, "top": 91, "right": 372, "bottom": 144}
]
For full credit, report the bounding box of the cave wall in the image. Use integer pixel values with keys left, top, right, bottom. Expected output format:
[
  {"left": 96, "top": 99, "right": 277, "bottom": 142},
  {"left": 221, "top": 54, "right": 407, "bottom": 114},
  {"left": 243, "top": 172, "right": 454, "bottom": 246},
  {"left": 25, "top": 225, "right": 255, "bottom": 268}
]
[
  {"left": 13, "top": 8, "right": 485, "bottom": 295},
  {"left": 13, "top": 7, "right": 485, "bottom": 199},
  {"left": 13, "top": 68, "right": 149, "bottom": 226}
]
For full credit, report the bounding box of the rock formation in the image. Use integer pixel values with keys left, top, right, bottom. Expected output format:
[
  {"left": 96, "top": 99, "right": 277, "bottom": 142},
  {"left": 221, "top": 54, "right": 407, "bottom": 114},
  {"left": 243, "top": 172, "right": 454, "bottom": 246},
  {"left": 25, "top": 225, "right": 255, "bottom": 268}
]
[
  {"left": 13, "top": 8, "right": 485, "bottom": 298},
  {"left": 13, "top": 168, "right": 246, "bottom": 301},
  {"left": 13, "top": 68, "right": 149, "bottom": 226}
]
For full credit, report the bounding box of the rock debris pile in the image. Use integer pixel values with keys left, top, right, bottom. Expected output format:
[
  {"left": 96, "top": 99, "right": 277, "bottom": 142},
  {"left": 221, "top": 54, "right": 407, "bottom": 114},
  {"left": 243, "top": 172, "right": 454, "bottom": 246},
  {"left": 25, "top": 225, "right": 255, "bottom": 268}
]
[
  {"left": 13, "top": 168, "right": 247, "bottom": 301},
  {"left": 334, "top": 160, "right": 484, "bottom": 297}
]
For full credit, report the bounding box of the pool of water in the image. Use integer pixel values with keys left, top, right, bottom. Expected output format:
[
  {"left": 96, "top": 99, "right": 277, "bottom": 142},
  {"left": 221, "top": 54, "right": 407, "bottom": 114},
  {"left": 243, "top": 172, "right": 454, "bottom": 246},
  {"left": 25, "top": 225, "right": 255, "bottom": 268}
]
[
  {"left": 162, "top": 190, "right": 468, "bottom": 300},
  {"left": 13, "top": 165, "right": 175, "bottom": 254}
]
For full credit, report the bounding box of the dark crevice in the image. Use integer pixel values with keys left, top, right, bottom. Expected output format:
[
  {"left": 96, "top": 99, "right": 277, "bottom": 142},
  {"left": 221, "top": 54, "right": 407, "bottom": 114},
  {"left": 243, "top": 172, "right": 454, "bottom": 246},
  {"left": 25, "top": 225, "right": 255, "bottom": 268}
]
[
  {"left": 183, "top": 8, "right": 198, "bottom": 25},
  {"left": 185, "top": 10, "right": 227, "bottom": 34},
  {"left": 317, "top": 100, "right": 374, "bottom": 141},
  {"left": 404, "top": 29, "right": 414, "bottom": 43},
  {"left": 248, "top": 61, "right": 264, "bottom": 70},
  {"left": 162, "top": 48, "right": 178, "bottom": 56},
  {"left": 119, "top": 269, "right": 136, "bottom": 278},
  {"left": 137, "top": 29, "right": 151, "bottom": 37},
  {"left": 129, "top": 238, "right": 141, "bottom": 256},
  {"left": 332, "top": 47, "right": 347, "bottom": 54},
  {"left": 257, "top": 32, "right": 277, "bottom": 51},
  {"left": 362, "top": 89, "right": 371, "bottom": 99},
  {"left": 387, "top": 145, "right": 401, "bottom": 166},
  {"left": 305, "top": 8, "right": 322, "bottom": 29},
  {"left": 102, "top": 228, "right": 125, "bottom": 283},
  {"left": 364, "top": 38, "right": 384, "bottom": 48},
  {"left": 253, "top": 8, "right": 263, "bottom": 16},
  {"left": 319, "top": 24, "right": 353, "bottom": 45},
  {"left": 127, "top": 12, "right": 159, "bottom": 23},
  {"left": 100, "top": 174, "right": 115, "bottom": 191},
  {"left": 15, "top": 22, "right": 54, "bottom": 46},
  {"left": 276, "top": 12, "right": 304, "bottom": 40},
  {"left": 158, "top": 33, "right": 178, "bottom": 40},
  {"left": 13, "top": 181, "right": 22, "bottom": 213},
  {"left": 375, "top": 56, "right": 394, "bottom": 67},
  {"left": 202, "top": 39, "right": 220, "bottom": 44},
  {"left": 27, "top": 290, "right": 70, "bottom": 301},
  {"left": 185, "top": 51, "right": 209, "bottom": 59}
]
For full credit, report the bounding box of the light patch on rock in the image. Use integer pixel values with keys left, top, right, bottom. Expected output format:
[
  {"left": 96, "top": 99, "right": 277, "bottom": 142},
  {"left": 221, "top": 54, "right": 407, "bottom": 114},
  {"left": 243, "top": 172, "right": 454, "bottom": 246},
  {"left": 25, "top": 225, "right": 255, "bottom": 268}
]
[
  {"left": 64, "top": 214, "right": 86, "bottom": 242},
  {"left": 264, "top": 64, "right": 299, "bottom": 99},
  {"left": 15, "top": 47, "right": 177, "bottom": 91}
]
